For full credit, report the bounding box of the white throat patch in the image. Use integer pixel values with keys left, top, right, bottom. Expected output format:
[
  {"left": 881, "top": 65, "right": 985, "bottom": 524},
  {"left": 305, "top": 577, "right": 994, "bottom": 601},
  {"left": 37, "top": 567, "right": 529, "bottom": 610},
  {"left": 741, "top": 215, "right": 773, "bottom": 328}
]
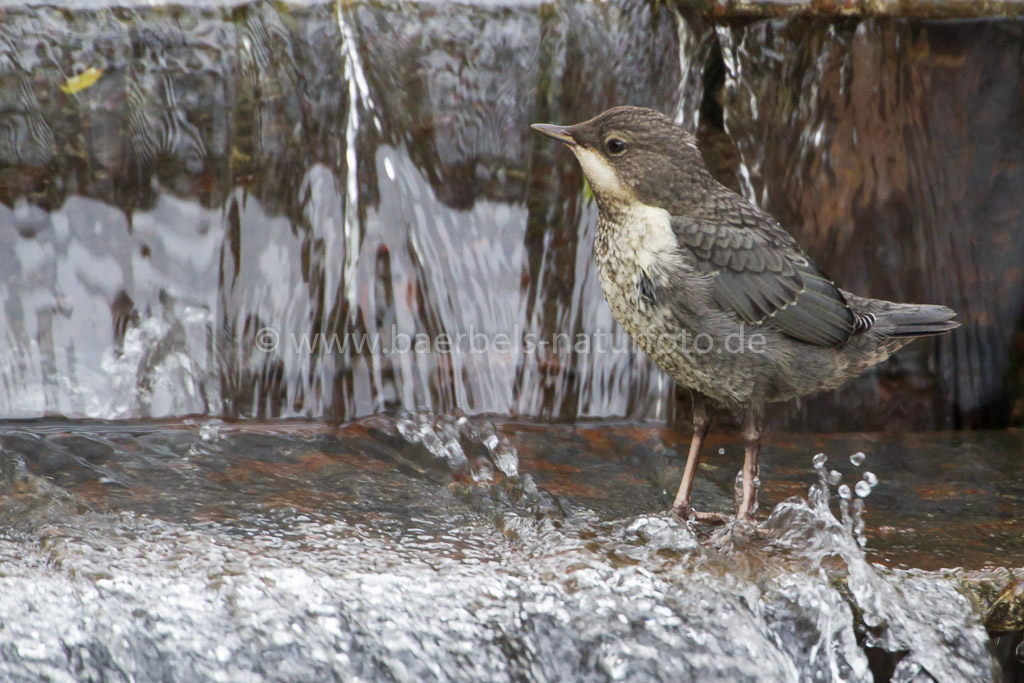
[
  {"left": 571, "top": 147, "right": 633, "bottom": 202},
  {"left": 570, "top": 146, "right": 680, "bottom": 272}
]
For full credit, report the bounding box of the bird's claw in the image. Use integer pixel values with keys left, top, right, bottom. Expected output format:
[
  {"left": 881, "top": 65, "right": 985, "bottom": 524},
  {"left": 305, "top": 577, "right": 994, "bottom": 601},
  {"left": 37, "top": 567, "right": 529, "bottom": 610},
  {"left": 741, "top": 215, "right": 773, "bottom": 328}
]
[
  {"left": 673, "top": 503, "right": 730, "bottom": 525},
  {"left": 693, "top": 510, "right": 732, "bottom": 525}
]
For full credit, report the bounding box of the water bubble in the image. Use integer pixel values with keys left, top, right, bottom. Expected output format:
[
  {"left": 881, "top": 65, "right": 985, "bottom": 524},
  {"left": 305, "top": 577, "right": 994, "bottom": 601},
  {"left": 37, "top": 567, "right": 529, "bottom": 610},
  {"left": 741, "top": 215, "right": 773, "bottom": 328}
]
[
  {"left": 828, "top": 470, "right": 842, "bottom": 485},
  {"left": 718, "top": 447, "right": 725, "bottom": 455},
  {"left": 837, "top": 484, "right": 852, "bottom": 500},
  {"left": 850, "top": 452, "right": 866, "bottom": 466},
  {"left": 864, "top": 471, "right": 878, "bottom": 487},
  {"left": 855, "top": 480, "right": 872, "bottom": 498},
  {"left": 812, "top": 453, "right": 827, "bottom": 467}
]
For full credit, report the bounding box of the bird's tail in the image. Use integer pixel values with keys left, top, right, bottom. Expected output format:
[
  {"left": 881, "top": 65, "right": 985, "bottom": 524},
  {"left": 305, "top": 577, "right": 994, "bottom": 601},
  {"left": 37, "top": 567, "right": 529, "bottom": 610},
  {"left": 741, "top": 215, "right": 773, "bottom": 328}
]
[{"left": 868, "top": 302, "right": 959, "bottom": 338}]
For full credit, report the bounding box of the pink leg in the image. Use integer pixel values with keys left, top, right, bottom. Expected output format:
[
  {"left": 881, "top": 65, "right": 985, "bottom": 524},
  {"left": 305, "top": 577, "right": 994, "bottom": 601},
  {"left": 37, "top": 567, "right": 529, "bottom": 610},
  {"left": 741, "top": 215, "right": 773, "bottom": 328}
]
[
  {"left": 736, "top": 406, "right": 764, "bottom": 523},
  {"left": 673, "top": 394, "right": 729, "bottom": 524}
]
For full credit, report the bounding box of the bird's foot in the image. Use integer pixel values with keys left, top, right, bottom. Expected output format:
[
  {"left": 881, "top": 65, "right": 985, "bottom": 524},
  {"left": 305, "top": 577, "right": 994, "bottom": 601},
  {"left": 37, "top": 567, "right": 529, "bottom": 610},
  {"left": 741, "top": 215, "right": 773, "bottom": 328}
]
[
  {"left": 694, "top": 510, "right": 732, "bottom": 525},
  {"left": 673, "top": 503, "right": 730, "bottom": 525}
]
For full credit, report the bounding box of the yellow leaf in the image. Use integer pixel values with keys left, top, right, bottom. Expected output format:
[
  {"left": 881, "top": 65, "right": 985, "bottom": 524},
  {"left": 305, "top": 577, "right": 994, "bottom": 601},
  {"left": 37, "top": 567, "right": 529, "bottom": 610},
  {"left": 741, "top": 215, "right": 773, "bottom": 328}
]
[{"left": 60, "top": 67, "right": 104, "bottom": 95}]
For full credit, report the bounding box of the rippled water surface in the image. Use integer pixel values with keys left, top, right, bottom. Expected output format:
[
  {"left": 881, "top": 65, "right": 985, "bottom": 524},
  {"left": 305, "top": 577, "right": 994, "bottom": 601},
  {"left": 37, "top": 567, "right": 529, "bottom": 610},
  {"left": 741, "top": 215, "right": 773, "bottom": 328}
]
[{"left": 1, "top": 417, "right": 1019, "bottom": 680}]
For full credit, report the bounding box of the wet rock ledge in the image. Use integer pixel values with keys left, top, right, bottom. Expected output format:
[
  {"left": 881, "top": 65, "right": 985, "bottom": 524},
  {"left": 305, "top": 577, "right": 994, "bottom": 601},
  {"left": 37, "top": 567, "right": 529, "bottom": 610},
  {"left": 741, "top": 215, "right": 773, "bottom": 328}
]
[
  {"left": 961, "top": 568, "right": 1024, "bottom": 632},
  {"left": 702, "top": 0, "right": 1024, "bottom": 21}
]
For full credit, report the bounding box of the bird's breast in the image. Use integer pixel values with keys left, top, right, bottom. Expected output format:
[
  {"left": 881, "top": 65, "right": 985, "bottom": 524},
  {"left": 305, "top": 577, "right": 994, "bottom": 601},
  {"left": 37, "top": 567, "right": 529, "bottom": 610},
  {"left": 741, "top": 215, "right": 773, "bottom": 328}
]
[
  {"left": 593, "top": 203, "right": 679, "bottom": 310},
  {"left": 592, "top": 204, "right": 727, "bottom": 399}
]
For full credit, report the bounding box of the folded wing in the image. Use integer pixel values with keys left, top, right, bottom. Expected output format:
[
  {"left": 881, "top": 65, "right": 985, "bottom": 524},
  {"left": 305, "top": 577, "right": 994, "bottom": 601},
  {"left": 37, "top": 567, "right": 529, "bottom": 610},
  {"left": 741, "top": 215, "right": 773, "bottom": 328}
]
[{"left": 672, "top": 214, "right": 855, "bottom": 347}]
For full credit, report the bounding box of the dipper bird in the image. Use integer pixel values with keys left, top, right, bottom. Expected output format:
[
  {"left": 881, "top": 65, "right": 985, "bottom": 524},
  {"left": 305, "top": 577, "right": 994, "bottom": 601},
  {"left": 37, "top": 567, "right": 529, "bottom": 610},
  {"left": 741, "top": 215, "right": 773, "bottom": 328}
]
[{"left": 531, "top": 106, "right": 958, "bottom": 523}]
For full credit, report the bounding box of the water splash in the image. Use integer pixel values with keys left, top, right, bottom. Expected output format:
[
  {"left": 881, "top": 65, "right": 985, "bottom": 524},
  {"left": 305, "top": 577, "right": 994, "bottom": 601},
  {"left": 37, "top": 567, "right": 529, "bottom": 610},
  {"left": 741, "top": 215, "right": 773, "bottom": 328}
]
[
  {"left": 396, "top": 411, "right": 520, "bottom": 481},
  {"left": 766, "top": 452, "right": 997, "bottom": 681},
  {"left": 0, "top": 419, "right": 1007, "bottom": 680},
  {"left": 96, "top": 303, "right": 220, "bottom": 419}
]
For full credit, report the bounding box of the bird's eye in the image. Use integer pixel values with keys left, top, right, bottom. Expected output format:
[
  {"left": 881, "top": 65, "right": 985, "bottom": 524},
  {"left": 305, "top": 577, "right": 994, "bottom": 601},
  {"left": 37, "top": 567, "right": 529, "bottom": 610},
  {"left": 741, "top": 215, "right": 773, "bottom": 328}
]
[{"left": 605, "top": 138, "right": 626, "bottom": 155}]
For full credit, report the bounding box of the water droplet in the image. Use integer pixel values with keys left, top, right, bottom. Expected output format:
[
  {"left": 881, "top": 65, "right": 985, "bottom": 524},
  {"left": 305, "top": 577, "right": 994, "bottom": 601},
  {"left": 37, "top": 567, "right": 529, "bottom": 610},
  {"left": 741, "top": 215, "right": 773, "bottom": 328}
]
[
  {"left": 828, "top": 470, "right": 842, "bottom": 485},
  {"left": 718, "top": 447, "right": 725, "bottom": 455},
  {"left": 837, "top": 484, "right": 852, "bottom": 499},
  {"left": 864, "top": 471, "right": 878, "bottom": 487},
  {"left": 812, "top": 453, "right": 827, "bottom": 467},
  {"left": 855, "top": 480, "right": 871, "bottom": 497},
  {"left": 850, "top": 452, "right": 866, "bottom": 466}
]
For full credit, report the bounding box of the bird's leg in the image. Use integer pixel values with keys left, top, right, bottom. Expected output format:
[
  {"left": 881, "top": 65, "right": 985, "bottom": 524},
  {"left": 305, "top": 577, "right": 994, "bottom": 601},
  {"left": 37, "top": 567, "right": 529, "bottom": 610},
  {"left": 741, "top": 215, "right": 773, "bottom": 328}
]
[
  {"left": 736, "top": 406, "right": 765, "bottom": 523},
  {"left": 673, "top": 394, "right": 728, "bottom": 524},
  {"left": 672, "top": 393, "right": 710, "bottom": 512}
]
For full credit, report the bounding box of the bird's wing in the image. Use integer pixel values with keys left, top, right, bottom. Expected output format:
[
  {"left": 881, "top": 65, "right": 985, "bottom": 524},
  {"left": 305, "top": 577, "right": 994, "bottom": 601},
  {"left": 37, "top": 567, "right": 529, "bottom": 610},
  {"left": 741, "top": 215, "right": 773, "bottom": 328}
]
[{"left": 671, "top": 213, "right": 855, "bottom": 347}]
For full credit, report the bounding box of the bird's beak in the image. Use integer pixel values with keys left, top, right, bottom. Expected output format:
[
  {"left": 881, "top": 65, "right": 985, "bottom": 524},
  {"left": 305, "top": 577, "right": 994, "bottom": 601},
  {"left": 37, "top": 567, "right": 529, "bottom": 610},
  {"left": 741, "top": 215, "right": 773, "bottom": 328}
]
[{"left": 530, "top": 123, "right": 576, "bottom": 146}]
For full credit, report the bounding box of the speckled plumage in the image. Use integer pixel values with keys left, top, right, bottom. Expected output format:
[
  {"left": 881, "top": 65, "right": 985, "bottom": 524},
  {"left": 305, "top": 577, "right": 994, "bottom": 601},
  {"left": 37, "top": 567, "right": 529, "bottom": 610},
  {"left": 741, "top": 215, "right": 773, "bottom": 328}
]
[
  {"left": 532, "top": 106, "right": 958, "bottom": 523},
  {"left": 592, "top": 200, "right": 910, "bottom": 409}
]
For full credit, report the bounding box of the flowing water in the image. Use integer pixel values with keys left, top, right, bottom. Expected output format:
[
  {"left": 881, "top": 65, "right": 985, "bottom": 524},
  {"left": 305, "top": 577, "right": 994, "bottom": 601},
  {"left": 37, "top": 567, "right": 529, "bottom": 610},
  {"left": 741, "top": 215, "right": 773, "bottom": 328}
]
[
  {"left": 2, "top": 2, "right": 1021, "bottom": 429},
  {"left": 1, "top": 1, "right": 1023, "bottom": 681},
  {"left": 0, "top": 0, "right": 689, "bottom": 424},
  {"left": 0, "top": 417, "right": 1019, "bottom": 681}
]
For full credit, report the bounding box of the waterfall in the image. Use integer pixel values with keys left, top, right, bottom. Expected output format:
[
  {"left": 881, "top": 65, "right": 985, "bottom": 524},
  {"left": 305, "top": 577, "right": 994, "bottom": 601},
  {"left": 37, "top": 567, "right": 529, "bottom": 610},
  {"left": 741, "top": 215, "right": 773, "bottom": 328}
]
[{"left": 0, "top": 2, "right": 1011, "bottom": 430}]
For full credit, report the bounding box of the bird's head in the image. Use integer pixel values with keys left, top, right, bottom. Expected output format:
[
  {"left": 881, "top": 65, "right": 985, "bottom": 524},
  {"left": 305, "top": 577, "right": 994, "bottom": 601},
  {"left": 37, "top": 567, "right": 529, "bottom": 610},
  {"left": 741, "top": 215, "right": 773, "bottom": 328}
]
[{"left": 531, "top": 106, "right": 710, "bottom": 213}]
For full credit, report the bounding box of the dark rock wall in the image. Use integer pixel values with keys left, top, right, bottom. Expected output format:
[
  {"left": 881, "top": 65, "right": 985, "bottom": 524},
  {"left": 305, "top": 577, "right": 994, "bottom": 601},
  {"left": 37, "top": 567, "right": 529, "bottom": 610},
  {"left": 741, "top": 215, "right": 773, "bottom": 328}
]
[{"left": 707, "top": 18, "right": 1024, "bottom": 430}]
